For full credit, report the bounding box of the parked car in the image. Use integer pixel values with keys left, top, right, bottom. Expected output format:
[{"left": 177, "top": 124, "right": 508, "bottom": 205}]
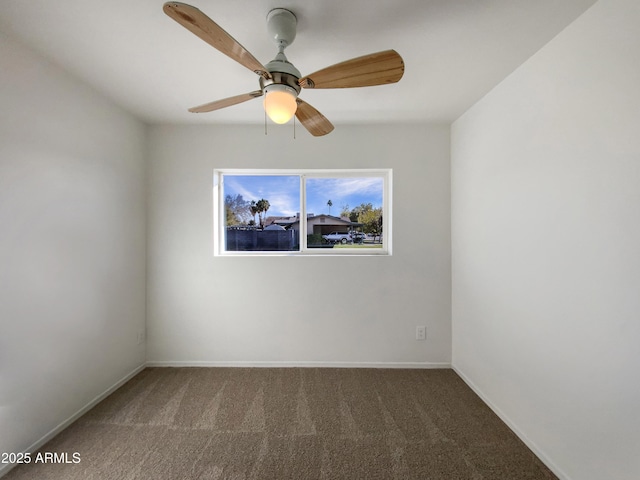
[
  {"left": 322, "top": 232, "right": 352, "bottom": 244},
  {"left": 350, "top": 232, "right": 366, "bottom": 243}
]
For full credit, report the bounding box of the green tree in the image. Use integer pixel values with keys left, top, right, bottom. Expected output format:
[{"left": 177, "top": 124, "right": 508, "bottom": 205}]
[
  {"left": 350, "top": 203, "right": 373, "bottom": 223},
  {"left": 327, "top": 199, "right": 333, "bottom": 215},
  {"left": 360, "top": 207, "right": 383, "bottom": 236},
  {"left": 349, "top": 203, "right": 382, "bottom": 239}
]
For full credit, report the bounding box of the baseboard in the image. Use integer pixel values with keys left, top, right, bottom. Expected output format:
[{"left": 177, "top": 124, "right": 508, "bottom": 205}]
[
  {"left": 451, "top": 364, "right": 570, "bottom": 480},
  {"left": 146, "top": 360, "right": 451, "bottom": 369},
  {"left": 0, "top": 363, "right": 146, "bottom": 479}
]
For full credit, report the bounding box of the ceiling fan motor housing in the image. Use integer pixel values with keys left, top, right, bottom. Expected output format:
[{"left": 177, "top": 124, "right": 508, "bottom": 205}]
[
  {"left": 260, "top": 71, "right": 301, "bottom": 98},
  {"left": 266, "top": 8, "right": 297, "bottom": 49}
]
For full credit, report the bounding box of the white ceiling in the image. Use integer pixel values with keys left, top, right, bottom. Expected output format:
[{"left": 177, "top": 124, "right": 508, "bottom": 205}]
[{"left": 0, "top": 0, "right": 597, "bottom": 125}]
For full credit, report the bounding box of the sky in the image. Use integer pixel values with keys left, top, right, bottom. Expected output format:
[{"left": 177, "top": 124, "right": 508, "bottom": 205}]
[{"left": 223, "top": 175, "right": 383, "bottom": 218}]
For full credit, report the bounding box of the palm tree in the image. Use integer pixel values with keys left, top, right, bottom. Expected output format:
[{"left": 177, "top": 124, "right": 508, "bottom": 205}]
[
  {"left": 256, "top": 198, "right": 270, "bottom": 227},
  {"left": 249, "top": 200, "right": 259, "bottom": 226},
  {"left": 327, "top": 199, "right": 333, "bottom": 215}
]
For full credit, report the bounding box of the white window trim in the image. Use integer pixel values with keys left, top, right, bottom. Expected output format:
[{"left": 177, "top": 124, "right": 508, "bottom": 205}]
[{"left": 213, "top": 168, "right": 392, "bottom": 256}]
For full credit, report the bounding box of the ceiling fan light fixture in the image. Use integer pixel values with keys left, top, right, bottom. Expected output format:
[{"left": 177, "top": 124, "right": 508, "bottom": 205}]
[{"left": 263, "top": 84, "right": 298, "bottom": 124}]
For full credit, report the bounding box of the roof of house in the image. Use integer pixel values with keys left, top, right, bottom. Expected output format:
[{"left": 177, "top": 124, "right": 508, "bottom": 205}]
[{"left": 283, "top": 214, "right": 362, "bottom": 229}]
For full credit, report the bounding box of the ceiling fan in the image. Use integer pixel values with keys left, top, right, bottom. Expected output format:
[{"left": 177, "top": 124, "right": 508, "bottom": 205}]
[{"left": 163, "top": 2, "right": 404, "bottom": 136}]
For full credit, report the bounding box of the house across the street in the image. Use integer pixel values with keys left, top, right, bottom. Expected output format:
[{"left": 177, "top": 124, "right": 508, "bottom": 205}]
[{"left": 265, "top": 213, "right": 362, "bottom": 235}]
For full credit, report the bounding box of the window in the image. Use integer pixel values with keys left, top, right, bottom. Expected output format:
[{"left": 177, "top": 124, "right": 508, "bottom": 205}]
[{"left": 214, "top": 169, "right": 391, "bottom": 255}]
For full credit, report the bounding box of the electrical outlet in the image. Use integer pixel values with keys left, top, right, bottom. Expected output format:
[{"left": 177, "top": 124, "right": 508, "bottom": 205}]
[
  {"left": 137, "top": 329, "right": 145, "bottom": 345},
  {"left": 416, "top": 326, "right": 426, "bottom": 341}
]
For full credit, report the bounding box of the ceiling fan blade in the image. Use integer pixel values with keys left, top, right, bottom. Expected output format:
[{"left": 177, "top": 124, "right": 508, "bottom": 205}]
[
  {"left": 189, "top": 91, "right": 263, "bottom": 113},
  {"left": 299, "top": 50, "right": 404, "bottom": 89},
  {"left": 295, "top": 99, "right": 335, "bottom": 137},
  {"left": 163, "top": 2, "right": 270, "bottom": 78}
]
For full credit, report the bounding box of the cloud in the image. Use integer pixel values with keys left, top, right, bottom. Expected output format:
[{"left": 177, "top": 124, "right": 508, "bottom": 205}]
[
  {"left": 306, "top": 177, "right": 382, "bottom": 199},
  {"left": 224, "top": 175, "right": 299, "bottom": 217},
  {"left": 224, "top": 174, "right": 383, "bottom": 218}
]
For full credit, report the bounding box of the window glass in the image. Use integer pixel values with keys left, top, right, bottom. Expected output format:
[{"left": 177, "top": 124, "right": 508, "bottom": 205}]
[
  {"left": 222, "top": 175, "right": 300, "bottom": 252},
  {"left": 215, "top": 169, "right": 391, "bottom": 256},
  {"left": 305, "top": 177, "right": 384, "bottom": 250}
]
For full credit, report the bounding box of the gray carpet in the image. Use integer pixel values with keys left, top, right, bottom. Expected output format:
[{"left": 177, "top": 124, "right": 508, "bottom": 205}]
[{"left": 4, "top": 368, "right": 557, "bottom": 479}]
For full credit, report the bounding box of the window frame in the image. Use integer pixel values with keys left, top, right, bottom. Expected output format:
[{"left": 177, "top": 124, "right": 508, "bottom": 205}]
[{"left": 213, "top": 168, "right": 392, "bottom": 256}]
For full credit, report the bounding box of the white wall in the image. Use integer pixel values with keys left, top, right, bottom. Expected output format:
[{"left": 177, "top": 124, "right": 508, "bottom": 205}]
[
  {"left": 0, "top": 33, "right": 147, "bottom": 470},
  {"left": 451, "top": 0, "right": 640, "bottom": 479},
  {"left": 147, "top": 123, "right": 451, "bottom": 366}
]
